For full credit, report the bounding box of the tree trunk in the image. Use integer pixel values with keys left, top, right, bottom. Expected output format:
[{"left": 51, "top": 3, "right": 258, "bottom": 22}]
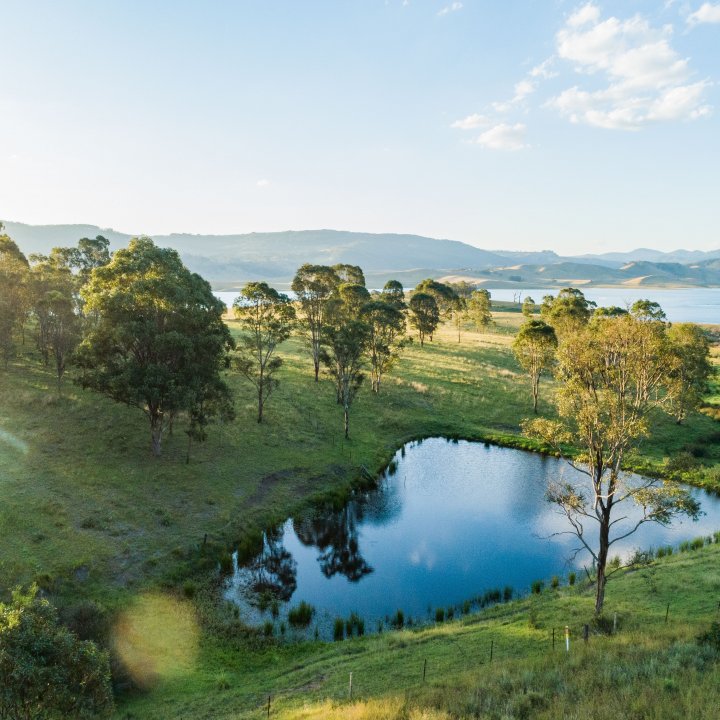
[
  {"left": 344, "top": 405, "right": 349, "bottom": 439},
  {"left": 595, "top": 511, "right": 610, "bottom": 615},
  {"left": 257, "top": 392, "right": 264, "bottom": 423},
  {"left": 150, "top": 414, "right": 163, "bottom": 457},
  {"left": 532, "top": 373, "right": 539, "bottom": 413}
]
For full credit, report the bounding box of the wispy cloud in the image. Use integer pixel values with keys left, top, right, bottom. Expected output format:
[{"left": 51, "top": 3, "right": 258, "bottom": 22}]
[
  {"left": 687, "top": 2, "right": 720, "bottom": 25},
  {"left": 450, "top": 113, "right": 489, "bottom": 129},
  {"left": 438, "top": 2, "right": 463, "bottom": 17},
  {"left": 474, "top": 123, "right": 528, "bottom": 151},
  {"left": 256, "top": 179, "right": 271, "bottom": 187}
]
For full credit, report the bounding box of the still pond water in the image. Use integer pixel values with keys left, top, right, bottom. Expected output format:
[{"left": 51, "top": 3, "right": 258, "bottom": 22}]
[{"left": 225, "top": 439, "right": 720, "bottom": 629}]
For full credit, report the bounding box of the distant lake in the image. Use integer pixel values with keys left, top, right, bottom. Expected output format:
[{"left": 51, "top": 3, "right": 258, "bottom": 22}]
[
  {"left": 488, "top": 287, "right": 720, "bottom": 324},
  {"left": 225, "top": 440, "right": 720, "bottom": 633},
  {"left": 216, "top": 288, "right": 719, "bottom": 324}
]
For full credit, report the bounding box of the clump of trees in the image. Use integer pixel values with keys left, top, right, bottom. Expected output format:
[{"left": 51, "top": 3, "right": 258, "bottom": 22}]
[{"left": 0, "top": 585, "right": 114, "bottom": 719}]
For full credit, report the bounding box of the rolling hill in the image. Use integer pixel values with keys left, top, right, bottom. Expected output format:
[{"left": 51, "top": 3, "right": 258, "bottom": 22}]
[{"left": 3, "top": 220, "right": 719, "bottom": 289}]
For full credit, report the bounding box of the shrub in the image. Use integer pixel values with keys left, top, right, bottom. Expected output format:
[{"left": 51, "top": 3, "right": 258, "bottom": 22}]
[
  {"left": 263, "top": 621, "right": 273, "bottom": 637},
  {"left": 435, "top": 608, "right": 445, "bottom": 623},
  {"left": 568, "top": 572, "right": 576, "bottom": 586},
  {"left": 503, "top": 586, "right": 514, "bottom": 601},
  {"left": 182, "top": 580, "right": 197, "bottom": 599},
  {"left": 391, "top": 609, "right": 405, "bottom": 629},
  {"left": 551, "top": 575, "right": 560, "bottom": 589},
  {"left": 462, "top": 599, "right": 471, "bottom": 614},
  {"left": 690, "top": 537, "right": 705, "bottom": 551},
  {"left": 333, "top": 618, "right": 345, "bottom": 641},
  {"left": 531, "top": 579, "right": 544, "bottom": 595},
  {"left": 446, "top": 606, "right": 455, "bottom": 620},
  {"left": 288, "top": 601, "right": 315, "bottom": 628},
  {"left": 679, "top": 540, "right": 691, "bottom": 553}
]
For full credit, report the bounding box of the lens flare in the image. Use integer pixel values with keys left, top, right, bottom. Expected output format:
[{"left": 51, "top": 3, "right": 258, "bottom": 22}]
[{"left": 112, "top": 593, "right": 199, "bottom": 689}]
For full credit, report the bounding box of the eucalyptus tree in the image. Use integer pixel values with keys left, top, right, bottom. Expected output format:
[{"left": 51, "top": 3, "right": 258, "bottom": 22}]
[
  {"left": 291, "top": 264, "right": 340, "bottom": 381},
  {"left": 450, "top": 296, "right": 467, "bottom": 342},
  {"left": 512, "top": 319, "right": 557, "bottom": 413},
  {"left": 361, "top": 300, "right": 407, "bottom": 393},
  {"left": 540, "top": 287, "right": 595, "bottom": 338},
  {"left": 0, "top": 230, "right": 30, "bottom": 367},
  {"left": 380, "top": 280, "right": 406, "bottom": 310},
  {"left": 233, "top": 281, "right": 296, "bottom": 422},
  {"left": 338, "top": 282, "right": 370, "bottom": 315},
  {"left": 466, "top": 288, "right": 492, "bottom": 331},
  {"left": 629, "top": 299, "right": 666, "bottom": 323},
  {"left": 321, "top": 297, "right": 371, "bottom": 439},
  {"left": 521, "top": 296, "right": 535, "bottom": 318},
  {"left": 332, "top": 263, "right": 366, "bottom": 286},
  {"left": 523, "top": 314, "right": 700, "bottom": 615},
  {"left": 666, "top": 323, "right": 712, "bottom": 425},
  {"left": 415, "top": 278, "right": 458, "bottom": 319},
  {"left": 408, "top": 292, "right": 440, "bottom": 346},
  {"left": 76, "top": 237, "right": 234, "bottom": 457}
]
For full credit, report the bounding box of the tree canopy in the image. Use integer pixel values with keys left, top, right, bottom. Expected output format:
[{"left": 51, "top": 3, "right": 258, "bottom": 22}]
[{"left": 77, "top": 237, "right": 233, "bottom": 456}]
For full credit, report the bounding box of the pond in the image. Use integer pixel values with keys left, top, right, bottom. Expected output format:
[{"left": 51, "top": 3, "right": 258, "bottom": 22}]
[{"left": 224, "top": 439, "right": 720, "bottom": 633}]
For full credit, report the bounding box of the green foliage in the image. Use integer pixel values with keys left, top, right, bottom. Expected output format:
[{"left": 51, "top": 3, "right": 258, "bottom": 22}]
[
  {"left": 379, "top": 279, "right": 406, "bottom": 310},
  {"left": 0, "top": 585, "right": 113, "bottom": 719},
  {"left": 76, "top": 237, "right": 234, "bottom": 456},
  {"left": 333, "top": 618, "right": 345, "bottom": 641},
  {"left": 291, "top": 264, "right": 341, "bottom": 381},
  {"left": 408, "top": 292, "right": 440, "bottom": 346},
  {"left": 531, "top": 579, "right": 545, "bottom": 594},
  {"left": 512, "top": 319, "right": 557, "bottom": 413},
  {"left": 467, "top": 288, "right": 493, "bottom": 330},
  {"left": 233, "top": 282, "right": 295, "bottom": 422},
  {"left": 360, "top": 300, "right": 408, "bottom": 393},
  {"left": 540, "top": 287, "right": 594, "bottom": 338}
]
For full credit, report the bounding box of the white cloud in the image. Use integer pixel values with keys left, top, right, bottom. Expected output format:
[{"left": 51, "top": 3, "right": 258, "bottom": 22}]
[
  {"left": 256, "top": 179, "right": 270, "bottom": 187},
  {"left": 438, "top": 2, "right": 462, "bottom": 17},
  {"left": 450, "top": 113, "right": 489, "bottom": 129},
  {"left": 474, "top": 123, "right": 528, "bottom": 151},
  {"left": 547, "top": 3, "right": 711, "bottom": 129},
  {"left": 567, "top": 2, "right": 601, "bottom": 28},
  {"left": 513, "top": 79, "right": 536, "bottom": 102},
  {"left": 688, "top": 2, "right": 720, "bottom": 24},
  {"left": 530, "top": 58, "right": 557, "bottom": 79}
]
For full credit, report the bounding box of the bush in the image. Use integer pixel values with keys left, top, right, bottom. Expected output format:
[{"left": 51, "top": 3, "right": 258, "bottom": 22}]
[
  {"left": 0, "top": 586, "right": 114, "bottom": 718},
  {"left": 446, "top": 606, "right": 455, "bottom": 620},
  {"left": 679, "top": 540, "right": 691, "bottom": 553},
  {"left": 551, "top": 575, "right": 560, "bottom": 589},
  {"left": 531, "top": 579, "right": 544, "bottom": 595},
  {"left": 690, "top": 537, "right": 705, "bottom": 551},
  {"left": 503, "top": 586, "right": 514, "bottom": 601},
  {"left": 435, "top": 608, "right": 445, "bottom": 623},
  {"left": 182, "top": 580, "right": 197, "bottom": 598},
  {"left": 263, "top": 621, "right": 273, "bottom": 637},
  {"left": 288, "top": 601, "right": 315, "bottom": 628},
  {"left": 333, "top": 618, "right": 345, "bottom": 641},
  {"left": 391, "top": 609, "right": 405, "bottom": 629},
  {"left": 568, "top": 572, "right": 576, "bottom": 586},
  {"left": 462, "top": 599, "right": 471, "bottom": 614}
]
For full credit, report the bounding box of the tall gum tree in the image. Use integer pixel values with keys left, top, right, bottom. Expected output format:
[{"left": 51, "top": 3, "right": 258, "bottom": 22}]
[
  {"left": 523, "top": 313, "right": 700, "bottom": 615},
  {"left": 77, "top": 237, "right": 233, "bottom": 457},
  {"left": 233, "top": 282, "right": 295, "bottom": 423},
  {"left": 512, "top": 319, "right": 557, "bottom": 413},
  {"left": 291, "top": 264, "right": 340, "bottom": 382}
]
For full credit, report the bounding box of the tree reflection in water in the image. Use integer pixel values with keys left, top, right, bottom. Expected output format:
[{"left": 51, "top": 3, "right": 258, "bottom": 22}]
[
  {"left": 242, "top": 525, "right": 297, "bottom": 601},
  {"left": 294, "top": 502, "right": 373, "bottom": 581}
]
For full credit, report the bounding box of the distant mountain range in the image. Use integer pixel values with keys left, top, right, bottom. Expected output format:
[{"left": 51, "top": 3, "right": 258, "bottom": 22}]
[{"left": 3, "top": 221, "right": 720, "bottom": 289}]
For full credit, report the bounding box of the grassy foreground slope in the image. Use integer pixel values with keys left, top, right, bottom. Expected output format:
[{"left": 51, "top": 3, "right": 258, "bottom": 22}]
[{"left": 119, "top": 544, "right": 720, "bottom": 719}]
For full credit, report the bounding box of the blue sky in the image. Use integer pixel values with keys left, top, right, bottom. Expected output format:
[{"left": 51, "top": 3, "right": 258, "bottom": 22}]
[{"left": 2, "top": 0, "right": 719, "bottom": 254}]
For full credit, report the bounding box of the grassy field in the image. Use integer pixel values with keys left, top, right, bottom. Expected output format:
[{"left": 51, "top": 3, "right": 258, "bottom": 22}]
[{"left": 0, "top": 309, "right": 718, "bottom": 718}]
